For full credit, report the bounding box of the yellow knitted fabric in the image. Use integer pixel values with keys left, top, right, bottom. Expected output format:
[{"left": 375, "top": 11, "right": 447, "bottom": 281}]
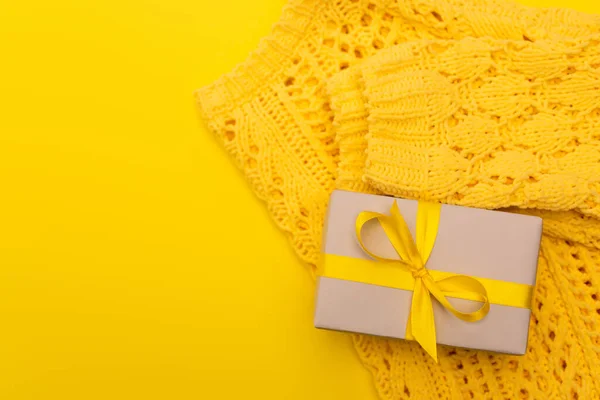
[
  {"left": 328, "top": 37, "right": 600, "bottom": 399},
  {"left": 330, "top": 37, "right": 600, "bottom": 212},
  {"left": 195, "top": 0, "right": 600, "bottom": 398}
]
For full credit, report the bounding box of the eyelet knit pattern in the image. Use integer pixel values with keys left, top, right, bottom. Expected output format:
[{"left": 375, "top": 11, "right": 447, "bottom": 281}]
[
  {"left": 329, "top": 36, "right": 600, "bottom": 400},
  {"left": 195, "top": 0, "right": 600, "bottom": 398},
  {"left": 331, "top": 37, "right": 600, "bottom": 214}
]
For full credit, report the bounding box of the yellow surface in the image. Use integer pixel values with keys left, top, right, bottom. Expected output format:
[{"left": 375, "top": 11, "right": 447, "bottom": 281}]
[{"left": 0, "top": 0, "right": 597, "bottom": 399}]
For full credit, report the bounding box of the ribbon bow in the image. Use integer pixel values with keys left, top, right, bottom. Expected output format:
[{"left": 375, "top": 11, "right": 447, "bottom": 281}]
[{"left": 355, "top": 200, "right": 490, "bottom": 362}]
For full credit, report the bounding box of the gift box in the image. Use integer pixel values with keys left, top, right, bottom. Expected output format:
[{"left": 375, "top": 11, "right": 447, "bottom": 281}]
[{"left": 314, "top": 190, "right": 542, "bottom": 360}]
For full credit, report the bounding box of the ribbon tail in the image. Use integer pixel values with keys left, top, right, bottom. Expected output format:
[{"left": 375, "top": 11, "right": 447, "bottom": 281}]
[
  {"left": 409, "top": 281, "right": 438, "bottom": 362},
  {"left": 405, "top": 315, "right": 414, "bottom": 341}
]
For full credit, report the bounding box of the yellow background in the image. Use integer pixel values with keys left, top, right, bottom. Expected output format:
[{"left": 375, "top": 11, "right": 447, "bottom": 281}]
[{"left": 0, "top": 0, "right": 597, "bottom": 398}]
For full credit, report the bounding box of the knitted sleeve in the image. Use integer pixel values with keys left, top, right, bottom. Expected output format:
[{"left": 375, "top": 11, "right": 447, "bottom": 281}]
[
  {"left": 195, "top": 0, "right": 600, "bottom": 271},
  {"left": 330, "top": 35, "right": 600, "bottom": 216}
]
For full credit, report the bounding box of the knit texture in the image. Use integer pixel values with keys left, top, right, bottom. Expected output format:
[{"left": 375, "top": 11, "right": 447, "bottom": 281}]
[
  {"left": 195, "top": 0, "right": 600, "bottom": 398},
  {"left": 328, "top": 37, "right": 600, "bottom": 399}
]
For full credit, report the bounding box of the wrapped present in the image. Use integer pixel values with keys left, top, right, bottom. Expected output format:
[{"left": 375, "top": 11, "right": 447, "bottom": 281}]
[{"left": 314, "top": 190, "right": 542, "bottom": 361}]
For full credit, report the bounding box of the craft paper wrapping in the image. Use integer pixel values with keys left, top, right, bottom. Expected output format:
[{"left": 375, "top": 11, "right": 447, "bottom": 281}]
[{"left": 314, "top": 190, "right": 542, "bottom": 355}]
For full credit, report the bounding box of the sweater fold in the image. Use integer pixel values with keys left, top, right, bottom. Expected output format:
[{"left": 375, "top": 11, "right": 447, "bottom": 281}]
[{"left": 195, "top": 1, "right": 600, "bottom": 398}]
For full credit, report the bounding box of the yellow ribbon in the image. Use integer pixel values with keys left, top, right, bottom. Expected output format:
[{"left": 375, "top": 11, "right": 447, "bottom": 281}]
[{"left": 353, "top": 200, "right": 490, "bottom": 362}]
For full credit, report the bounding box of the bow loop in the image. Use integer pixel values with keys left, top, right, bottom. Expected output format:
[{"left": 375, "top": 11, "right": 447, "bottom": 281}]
[{"left": 355, "top": 200, "right": 490, "bottom": 362}]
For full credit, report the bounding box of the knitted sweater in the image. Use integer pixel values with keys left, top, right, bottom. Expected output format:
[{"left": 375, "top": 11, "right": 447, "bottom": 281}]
[{"left": 195, "top": 0, "right": 600, "bottom": 398}]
